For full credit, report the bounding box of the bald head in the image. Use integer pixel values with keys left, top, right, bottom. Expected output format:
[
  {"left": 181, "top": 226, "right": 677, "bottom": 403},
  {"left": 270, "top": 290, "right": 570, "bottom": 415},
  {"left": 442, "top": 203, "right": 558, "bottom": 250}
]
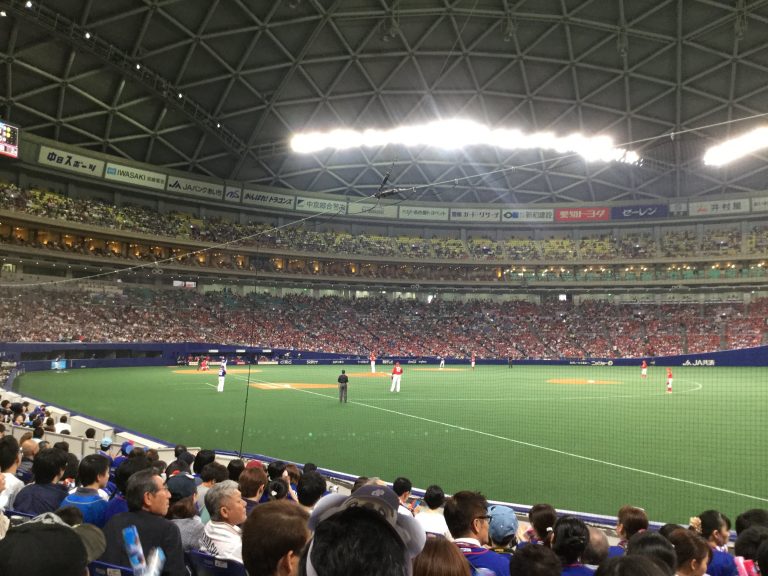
[
  {"left": 582, "top": 526, "right": 610, "bottom": 565},
  {"left": 21, "top": 439, "right": 39, "bottom": 459}
]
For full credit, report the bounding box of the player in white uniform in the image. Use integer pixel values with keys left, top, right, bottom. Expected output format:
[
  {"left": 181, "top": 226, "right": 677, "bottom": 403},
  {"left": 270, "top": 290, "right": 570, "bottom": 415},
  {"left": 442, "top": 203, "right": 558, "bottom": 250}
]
[
  {"left": 439, "top": 356, "right": 445, "bottom": 369},
  {"left": 217, "top": 358, "right": 227, "bottom": 392},
  {"left": 370, "top": 352, "right": 376, "bottom": 373},
  {"left": 390, "top": 362, "right": 403, "bottom": 393}
]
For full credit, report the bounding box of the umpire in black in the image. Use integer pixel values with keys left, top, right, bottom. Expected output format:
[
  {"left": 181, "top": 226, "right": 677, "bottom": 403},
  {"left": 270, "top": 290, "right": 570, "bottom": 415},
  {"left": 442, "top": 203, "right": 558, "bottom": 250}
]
[{"left": 337, "top": 369, "right": 349, "bottom": 403}]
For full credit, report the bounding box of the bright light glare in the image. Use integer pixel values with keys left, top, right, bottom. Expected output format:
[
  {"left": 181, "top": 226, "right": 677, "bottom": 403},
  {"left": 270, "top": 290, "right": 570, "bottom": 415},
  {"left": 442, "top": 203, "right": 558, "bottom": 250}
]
[
  {"left": 704, "top": 126, "right": 768, "bottom": 166},
  {"left": 291, "top": 119, "right": 640, "bottom": 164}
]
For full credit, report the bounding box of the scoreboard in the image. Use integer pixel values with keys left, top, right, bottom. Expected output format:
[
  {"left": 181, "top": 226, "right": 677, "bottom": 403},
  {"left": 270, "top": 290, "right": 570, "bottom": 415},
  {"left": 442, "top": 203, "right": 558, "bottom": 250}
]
[{"left": 0, "top": 121, "right": 19, "bottom": 159}]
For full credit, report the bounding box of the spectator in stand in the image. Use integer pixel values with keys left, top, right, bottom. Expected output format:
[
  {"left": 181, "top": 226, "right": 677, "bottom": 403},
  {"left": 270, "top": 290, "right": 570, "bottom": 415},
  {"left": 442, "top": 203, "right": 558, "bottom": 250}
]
[
  {"left": 166, "top": 472, "right": 204, "bottom": 551},
  {"left": 13, "top": 447, "right": 69, "bottom": 515},
  {"left": 596, "top": 556, "right": 670, "bottom": 576},
  {"left": 239, "top": 465, "right": 269, "bottom": 517},
  {"left": 104, "top": 455, "right": 152, "bottom": 524},
  {"left": 627, "top": 531, "right": 677, "bottom": 575},
  {"left": 0, "top": 435, "right": 24, "bottom": 511},
  {"left": 735, "top": 526, "right": 768, "bottom": 560},
  {"left": 100, "top": 469, "right": 186, "bottom": 575},
  {"left": 509, "top": 544, "right": 563, "bottom": 576},
  {"left": 194, "top": 449, "right": 217, "bottom": 478},
  {"left": 300, "top": 484, "right": 425, "bottom": 576},
  {"left": 487, "top": 504, "right": 519, "bottom": 552},
  {"left": 197, "top": 461, "right": 229, "bottom": 522},
  {"left": 444, "top": 490, "right": 510, "bottom": 576},
  {"left": 690, "top": 511, "right": 737, "bottom": 576},
  {"left": 413, "top": 537, "right": 471, "bottom": 576},
  {"left": 296, "top": 470, "right": 327, "bottom": 513},
  {"left": 414, "top": 484, "right": 452, "bottom": 540},
  {"left": 610, "top": 505, "right": 650, "bottom": 557},
  {"left": 549, "top": 515, "right": 592, "bottom": 576},
  {"left": 521, "top": 503, "right": 558, "bottom": 546},
  {"left": 668, "top": 528, "right": 710, "bottom": 576},
  {"left": 61, "top": 453, "right": 110, "bottom": 527},
  {"left": 583, "top": 527, "right": 610, "bottom": 569},
  {"left": 393, "top": 476, "right": 413, "bottom": 516},
  {"left": 242, "top": 500, "right": 311, "bottom": 576},
  {"left": 200, "top": 480, "right": 248, "bottom": 562},
  {"left": 54, "top": 414, "right": 71, "bottom": 434},
  {"left": 227, "top": 458, "right": 245, "bottom": 482},
  {"left": 736, "top": 510, "right": 768, "bottom": 535}
]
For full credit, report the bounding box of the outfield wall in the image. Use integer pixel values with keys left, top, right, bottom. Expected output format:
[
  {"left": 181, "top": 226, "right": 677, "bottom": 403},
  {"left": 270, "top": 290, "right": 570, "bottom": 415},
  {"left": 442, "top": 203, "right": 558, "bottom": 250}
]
[{"left": 2, "top": 342, "right": 767, "bottom": 372}]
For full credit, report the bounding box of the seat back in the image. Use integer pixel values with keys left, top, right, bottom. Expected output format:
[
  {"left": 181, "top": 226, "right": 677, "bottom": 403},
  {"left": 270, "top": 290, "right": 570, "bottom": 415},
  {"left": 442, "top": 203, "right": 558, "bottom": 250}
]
[
  {"left": 88, "top": 560, "right": 134, "bottom": 576},
  {"left": 186, "top": 550, "right": 247, "bottom": 576}
]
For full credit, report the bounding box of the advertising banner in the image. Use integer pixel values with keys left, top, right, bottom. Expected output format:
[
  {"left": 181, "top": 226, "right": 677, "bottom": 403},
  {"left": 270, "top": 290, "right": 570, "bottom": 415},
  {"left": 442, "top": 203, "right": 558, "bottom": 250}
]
[
  {"left": 398, "top": 206, "right": 450, "bottom": 221},
  {"left": 242, "top": 189, "right": 296, "bottom": 210},
  {"left": 752, "top": 197, "right": 768, "bottom": 213},
  {"left": 501, "top": 208, "right": 554, "bottom": 223},
  {"left": 688, "top": 199, "right": 749, "bottom": 216},
  {"left": 554, "top": 207, "right": 610, "bottom": 222},
  {"left": 347, "top": 202, "right": 399, "bottom": 219},
  {"left": 224, "top": 186, "right": 242, "bottom": 203},
  {"left": 38, "top": 145, "right": 105, "bottom": 177},
  {"left": 295, "top": 196, "right": 347, "bottom": 215},
  {"left": 669, "top": 202, "right": 688, "bottom": 216},
  {"left": 104, "top": 162, "right": 166, "bottom": 190},
  {"left": 449, "top": 208, "right": 501, "bottom": 222},
  {"left": 611, "top": 204, "right": 669, "bottom": 220},
  {"left": 165, "top": 175, "right": 223, "bottom": 201}
]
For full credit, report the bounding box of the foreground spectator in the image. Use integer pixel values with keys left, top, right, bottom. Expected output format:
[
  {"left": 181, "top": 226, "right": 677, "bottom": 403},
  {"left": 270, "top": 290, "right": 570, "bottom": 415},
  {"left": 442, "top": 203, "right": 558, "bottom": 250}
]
[
  {"left": 62, "top": 453, "right": 110, "bottom": 527},
  {"left": 104, "top": 454, "right": 152, "bottom": 524},
  {"left": 610, "top": 506, "right": 650, "bottom": 557},
  {"left": 14, "top": 447, "right": 68, "bottom": 515},
  {"left": 242, "top": 500, "right": 310, "bottom": 576},
  {"left": 297, "top": 470, "right": 327, "bottom": 512},
  {"left": 550, "top": 515, "right": 592, "bottom": 576},
  {"left": 509, "top": 544, "right": 562, "bottom": 576},
  {"left": 414, "top": 484, "right": 451, "bottom": 540},
  {"left": 300, "top": 484, "right": 425, "bottom": 576},
  {"left": 669, "top": 528, "right": 710, "bottom": 576},
  {"left": 413, "top": 537, "right": 471, "bottom": 576},
  {"left": 626, "top": 531, "right": 677, "bottom": 575},
  {"left": 736, "top": 510, "right": 768, "bottom": 535},
  {"left": 239, "top": 466, "right": 268, "bottom": 517},
  {"left": 166, "top": 472, "right": 204, "bottom": 551},
  {"left": 584, "top": 526, "right": 610, "bottom": 568},
  {"left": 444, "top": 490, "right": 510, "bottom": 576},
  {"left": 596, "top": 556, "right": 670, "bottom": 576},
  {"left": 200, "top": 480, "right": 247, "bottom": 562},
  {"left": 0, "top": 435, "right": 24, "bottom": 510},
  {"left": 488, "top": 504, "right": 519, "bottom": 551},
  {"left": 100, "top": 469, "right": 186, "bottom": 576},
  {"left": 690, "top": 511, "right": 737, "bottom": 576}
]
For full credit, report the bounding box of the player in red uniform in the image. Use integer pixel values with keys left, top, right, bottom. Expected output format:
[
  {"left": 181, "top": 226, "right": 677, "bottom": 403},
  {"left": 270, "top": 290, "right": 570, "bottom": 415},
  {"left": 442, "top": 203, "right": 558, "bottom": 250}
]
[
  {"left": 390, "top": 361, "right": 403, "bottom": 393},
  {"left": 666, "top": 367, "right": 673, "bottom": 393},
  {"left": 369, "top": 352, "right": 376, "bottom": 373},
  {"left": 641, "top": 360, "right": 648, "bottom": 379},
  {"left": 470, "top": 353, "right": 476, "bottom": 370}
]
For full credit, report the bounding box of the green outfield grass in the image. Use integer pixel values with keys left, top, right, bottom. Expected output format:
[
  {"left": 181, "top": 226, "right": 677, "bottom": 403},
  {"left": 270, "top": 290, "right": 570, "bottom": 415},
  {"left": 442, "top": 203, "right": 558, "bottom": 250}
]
[{"left": 15, "top": 363, "right": 768, "bottom": 523}]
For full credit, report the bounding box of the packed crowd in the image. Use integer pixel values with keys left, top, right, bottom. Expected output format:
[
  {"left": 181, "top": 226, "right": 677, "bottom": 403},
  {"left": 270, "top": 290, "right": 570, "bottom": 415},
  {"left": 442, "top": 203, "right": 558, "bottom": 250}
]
[
  {"left": 2, "top": 183, "right": 766, "bottom": 264},
  {"left": 0, "top": 287, "right": 765, "bottom": 358},
  {"left": 2, "top": 412, "right": 768, "bottom": 576}
]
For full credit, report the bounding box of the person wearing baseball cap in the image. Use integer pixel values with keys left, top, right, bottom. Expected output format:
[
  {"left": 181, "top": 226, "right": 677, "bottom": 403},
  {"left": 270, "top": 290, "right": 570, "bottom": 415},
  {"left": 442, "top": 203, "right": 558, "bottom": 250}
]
[{"left": 302, "top": 484, "right": 426, "bottom": 575}]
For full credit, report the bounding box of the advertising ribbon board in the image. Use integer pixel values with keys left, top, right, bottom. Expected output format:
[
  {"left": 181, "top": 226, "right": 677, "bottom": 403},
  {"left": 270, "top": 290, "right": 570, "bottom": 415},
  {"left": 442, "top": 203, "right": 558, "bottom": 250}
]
[
  {"left": 242, "top": 189, "right": 296, "bottom": 210},
  {"left": 554, "top": 207, "right": 610, "bottom": 222},
  {"left": 501, "top": 209, "right": 554, "bottom": 223},
  {"left": 399, "top": 206, "right": 450, "bottom": 221},
  {"left": 105, "top": 163, "right": 166, "bottom": 190},
  {"left": 688, "top": 199, "right": 749, "bottom": 216},
  {"left": 347, "top": 202, "right": 399, "bottom": 219},
  {"left": 449, "top": 208, "right": 501, "bottom": 222},
  {"left": 610, "top": 204, "right": 669, "bottom": 220},
  {"left": 295, "top": 196, "right": 347, "bottom": 215},
  {"left": 224, "top": 186, "right": 243, "bottom": 203},
  {"left": 165, "top": 176, "right": 224, "bottom": 201},
  {"left": 38, "top": 145, "right": 105, "bottom": 177}
]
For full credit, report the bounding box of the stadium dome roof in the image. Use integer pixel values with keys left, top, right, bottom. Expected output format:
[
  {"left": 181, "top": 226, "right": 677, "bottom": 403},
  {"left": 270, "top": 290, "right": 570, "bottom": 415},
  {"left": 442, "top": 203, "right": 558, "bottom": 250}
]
[{"left": 1, "top": 0, "right": 767, "bottom": 205}]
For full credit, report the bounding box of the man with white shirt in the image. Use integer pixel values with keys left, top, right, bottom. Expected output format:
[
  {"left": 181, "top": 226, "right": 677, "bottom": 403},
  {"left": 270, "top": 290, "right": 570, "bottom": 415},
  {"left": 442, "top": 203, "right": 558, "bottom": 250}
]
[
  {"left": 200, "top": 480, "right": 247, "bottom": 562},
  {"left": 393, "top": 476, "right": 413, "bottom": 516},
  {"left": 414, "top": 484, "right": 452, "bottom": 539},
  {"left": 54, "top": 415, "right": 71, "bottom": 434},
  {"left": 0, "top": 436, "right": 24, "bottom": 511}
]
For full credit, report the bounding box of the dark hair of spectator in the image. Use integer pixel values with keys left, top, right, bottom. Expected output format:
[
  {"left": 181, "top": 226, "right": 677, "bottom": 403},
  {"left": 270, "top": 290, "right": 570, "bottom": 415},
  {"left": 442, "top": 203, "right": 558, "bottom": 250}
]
[
  {"left": 444, "top": 491, "right": 489, "bottom": 538},
  {"left": 659, "top": 524, "right": 682, "bottom": 541},
  {"left": 352, "top": 476, "right": 369, "bottom": 493},
  {"left": 413, "top": 536, "right": 471, "bottom": 576},
  {"left": 300, "top": 507, "right": 408, "bottom": 576},
  {"left": 0, "top": 436, "right": 20, "bottom": 472},
  {"left": 596, "top": 556, "right": 670, "bottom": 576},
  {"left": 509, "top": 543, "right": 562, "bottom": 576},
  {"left": 125, "top": 469, "right": 160, "bottom": 512},
  {"left": 55, "top": 505, "right": 84, "bottom": 527},
  {"left": 303, "top": 462, "right": 317, "bottom": 474},
  {"left": 62, "top": 452, "right": 79, "bottom": 480},
  {"left": 735, "top": 526, "right": 768, "bottom": 560},
  {"left": 227, "top": 459, "right": 245, "bottom": 482},
  {"left": 145, "top": 448, "right": 159, "bottom": 462},
  {"left": 166, "top": 495, "right": 197, "bottom": 521},
  {"left": 393, "top": 477, "right": 412, "bottom": 497},
  {"left": 174, "top": 444, "right": 187, "bottom": 458},
  {"left": 53, "top": 441, "right": 69, "bottom": 453},
  {"left": 423, "top": 485, "right": 446, "bottom": 510},
  {"left": 77, "top": 453, "right": 110, "bottom": 486},
  {"left": 668, "top": 529, "right": 711, "bottom": 570},
  {"left": 201, "top": 462, "right": 228, "bottom": 484},
  {"left": 550, "top": 515, "right": 589, "bottom": 565},
  {"left": 619, "top": 506, "right": 650, "bottom": 540},
  {"left": 242, "top": 500, "right": 310, "bottom": 576},
  {"left": 756, "top": 541, "right": 768, "bottom": 576},
  {"left": 297, "top": 471, "right": 326, "bottom": 508},
  {"left": 693, "top": 510, "right": 728, "bottom": 542},
  {"left": 268, "top": 478, "right": 289, "bottom": 501},
  {"left": 737, "top": 510, "right": 768, "bottom": 535},
  {"left": 627, "top": 531, "right": 677, "bottom": 575},
  {"left": 583, "top": 527, "right": 609, "bottom": 566},
  {"left": 84, "top": 428, "right": 96, "bottom": 439},
  {"left": 32, "top": 447, "right": 68, "bottom": 484},
  {"left": 193, "top": 449, "right": 216, "bottom": 475},
  {"left": 286, "top": 463, "right": 301, "bottom": 485},
  {"left": 267, "top": 460, "right": 287, "bottom": 481},
  {"left": 239, "top": 467, "right": 268, "bottom": 499},
  {"left": 530, "top": 503, "right": 558, "bottom": 541},
  {"left": 32, "top": 426, "right": 45, "bottom": 439},
  {"left": 115, "top": 456, "right": 152, "bottom": 495},
  {"left": 165, "top": 460, "right": 190, "bottom": 477}
]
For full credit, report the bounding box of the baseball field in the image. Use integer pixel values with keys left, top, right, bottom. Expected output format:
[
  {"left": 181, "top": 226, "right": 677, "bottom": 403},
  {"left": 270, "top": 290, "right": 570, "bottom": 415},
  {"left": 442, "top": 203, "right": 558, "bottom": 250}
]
[{"left": 15, "top": 363, "right": 767, "bottom": 524}]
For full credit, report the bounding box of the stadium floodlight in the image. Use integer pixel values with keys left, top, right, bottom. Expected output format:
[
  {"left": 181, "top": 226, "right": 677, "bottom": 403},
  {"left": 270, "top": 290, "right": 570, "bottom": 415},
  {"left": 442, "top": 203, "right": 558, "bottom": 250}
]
[
  {"left": 290, "top": 119, "right": 640, "bottom": 164},
  {"left": 704, "top": 126, "right": 768, "bottom": 166}
]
